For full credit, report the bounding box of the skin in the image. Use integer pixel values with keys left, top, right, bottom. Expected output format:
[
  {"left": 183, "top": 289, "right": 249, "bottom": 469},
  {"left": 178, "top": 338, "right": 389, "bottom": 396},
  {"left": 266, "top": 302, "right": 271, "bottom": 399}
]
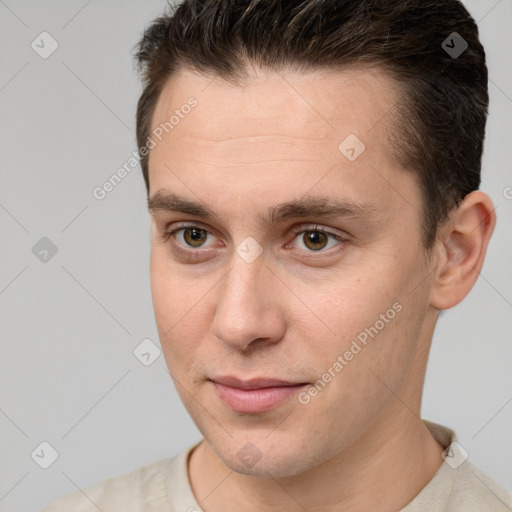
[{"left": 147, "top": 65, "right": 496, "bottom": 512}]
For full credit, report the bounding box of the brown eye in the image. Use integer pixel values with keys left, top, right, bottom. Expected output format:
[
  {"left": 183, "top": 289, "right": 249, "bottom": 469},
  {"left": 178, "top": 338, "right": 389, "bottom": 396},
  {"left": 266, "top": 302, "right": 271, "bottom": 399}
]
[
  {"left": 303, "top": 231, "right": 329, "bottom": 251},
  {"left": 290, "top": 226, "right": 344, "bottom": 253},
  {"left": 183, "top": 228, "right": 208, "bottom": 247}
]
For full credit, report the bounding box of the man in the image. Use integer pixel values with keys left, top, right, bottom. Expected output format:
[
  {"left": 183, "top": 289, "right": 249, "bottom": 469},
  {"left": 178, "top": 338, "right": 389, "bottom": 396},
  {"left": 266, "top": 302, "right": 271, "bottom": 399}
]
[{"left": 43, "top": 0, "right": 512, "bottom": 510}]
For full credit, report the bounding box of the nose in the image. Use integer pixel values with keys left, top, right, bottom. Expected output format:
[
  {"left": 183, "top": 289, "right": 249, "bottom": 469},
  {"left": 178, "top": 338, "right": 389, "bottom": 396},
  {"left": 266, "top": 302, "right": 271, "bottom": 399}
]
[{"left": 210, "top": 256, "right": 286, "bottom": 353}]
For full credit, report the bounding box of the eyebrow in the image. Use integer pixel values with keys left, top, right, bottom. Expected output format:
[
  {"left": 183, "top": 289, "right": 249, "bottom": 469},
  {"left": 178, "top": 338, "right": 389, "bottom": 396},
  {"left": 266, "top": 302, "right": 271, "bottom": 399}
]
[{"left": 147, "top": 191, "right": 378, "bottom": 225}]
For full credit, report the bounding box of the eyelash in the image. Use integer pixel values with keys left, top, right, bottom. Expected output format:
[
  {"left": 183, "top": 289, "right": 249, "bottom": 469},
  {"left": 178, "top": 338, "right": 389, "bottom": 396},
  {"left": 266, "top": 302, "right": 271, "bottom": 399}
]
[
  {"left": 159, "top": 222, "right": 348, "bottom": 257},
  {"left": 288, "top": 224, "right": 347, "bottom": 251}
]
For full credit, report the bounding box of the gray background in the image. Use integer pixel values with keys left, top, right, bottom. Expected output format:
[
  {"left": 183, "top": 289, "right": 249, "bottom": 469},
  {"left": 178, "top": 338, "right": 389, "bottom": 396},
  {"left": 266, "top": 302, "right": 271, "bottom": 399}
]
[{"left": 0, "top": 1, "right": 510, "bottom": 510}]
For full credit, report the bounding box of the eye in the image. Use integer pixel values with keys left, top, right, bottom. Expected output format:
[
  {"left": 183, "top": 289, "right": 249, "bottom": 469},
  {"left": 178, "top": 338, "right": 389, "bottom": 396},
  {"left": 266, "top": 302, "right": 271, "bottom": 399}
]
[
  {"left": 160, "top": 223, "right": 218, "bottom": 251},
  {"left": 160, "top": 222, "right": 347, "bottom": 256},
  {"left": 288, "top": 225, "right": 346, "bottom": 252},
  {"left": 173, "top": 226, "right": 216, "bottom": 248}
]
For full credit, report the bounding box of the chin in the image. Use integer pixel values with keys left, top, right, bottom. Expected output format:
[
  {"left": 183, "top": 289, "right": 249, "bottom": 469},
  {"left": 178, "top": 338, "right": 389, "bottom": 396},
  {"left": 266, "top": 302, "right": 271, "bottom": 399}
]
[{"left": 212, "top": 438, "right": 320, "bottom": 478}]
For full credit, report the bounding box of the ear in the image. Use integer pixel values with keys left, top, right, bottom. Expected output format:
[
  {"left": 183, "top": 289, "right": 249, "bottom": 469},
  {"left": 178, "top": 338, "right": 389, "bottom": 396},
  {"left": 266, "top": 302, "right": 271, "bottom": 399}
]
[{"left": 429, "top": 190, "right": 496, "bottom": 310}]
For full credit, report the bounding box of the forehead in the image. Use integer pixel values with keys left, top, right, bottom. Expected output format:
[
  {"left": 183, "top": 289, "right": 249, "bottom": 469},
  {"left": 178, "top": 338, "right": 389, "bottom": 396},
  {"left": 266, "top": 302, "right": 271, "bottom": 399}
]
[
  {"left": 150, "top": 64, "right": 400, "bottom": 145},
  {"left": 146, "top": 65, "right": 419, "bottom": 226}
]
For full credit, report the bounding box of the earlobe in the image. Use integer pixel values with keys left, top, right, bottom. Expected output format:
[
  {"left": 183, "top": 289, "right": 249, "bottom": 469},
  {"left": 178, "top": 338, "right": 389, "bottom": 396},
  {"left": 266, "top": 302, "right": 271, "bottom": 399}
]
[{"left": 429, "top": 191, "right": 496, "bottom": 311}]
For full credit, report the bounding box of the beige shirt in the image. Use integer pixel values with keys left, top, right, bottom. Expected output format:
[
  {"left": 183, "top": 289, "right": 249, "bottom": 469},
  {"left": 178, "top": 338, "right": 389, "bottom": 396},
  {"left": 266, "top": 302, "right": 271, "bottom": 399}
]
[{"left": 42, "top": 421, "right": 512, "bottom": 511}]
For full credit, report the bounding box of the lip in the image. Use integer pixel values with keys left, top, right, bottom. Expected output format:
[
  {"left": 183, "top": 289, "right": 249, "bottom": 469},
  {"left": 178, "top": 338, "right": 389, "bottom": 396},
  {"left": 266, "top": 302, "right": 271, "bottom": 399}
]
[{"left": 209, "top": 376, "right": 309, "bottom": 414}]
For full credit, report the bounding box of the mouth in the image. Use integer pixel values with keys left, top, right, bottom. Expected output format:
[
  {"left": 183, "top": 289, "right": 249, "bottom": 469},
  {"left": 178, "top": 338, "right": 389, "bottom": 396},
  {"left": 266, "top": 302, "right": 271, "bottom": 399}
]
[{"left": 208, "top": 376, "right": 310, "bottom": 414}]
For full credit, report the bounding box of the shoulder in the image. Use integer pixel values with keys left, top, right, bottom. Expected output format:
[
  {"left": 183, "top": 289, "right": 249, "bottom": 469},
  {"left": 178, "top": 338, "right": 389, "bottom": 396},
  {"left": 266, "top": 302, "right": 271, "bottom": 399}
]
[
  {"left": 416, "top": 421, "right": 512, "bottom": 511},
  {"left": 447, "top": 460, "right": 512, "bottom": 511},
  {"left": 41, "top": 457, "right": 175, "bottom": 512}
]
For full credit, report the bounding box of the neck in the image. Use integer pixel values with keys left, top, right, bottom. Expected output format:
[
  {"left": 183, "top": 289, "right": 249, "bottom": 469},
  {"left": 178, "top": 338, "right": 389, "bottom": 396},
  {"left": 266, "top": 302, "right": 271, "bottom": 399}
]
[{"left": 188, "top": 407, "right": 445, "bottom": 512}]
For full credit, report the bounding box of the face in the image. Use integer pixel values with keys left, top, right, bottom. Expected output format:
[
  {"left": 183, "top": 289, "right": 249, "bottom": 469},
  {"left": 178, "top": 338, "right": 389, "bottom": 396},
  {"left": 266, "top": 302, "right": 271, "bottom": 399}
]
[{"left": 148, "top": 66, "right": 435, "bottom": 478}]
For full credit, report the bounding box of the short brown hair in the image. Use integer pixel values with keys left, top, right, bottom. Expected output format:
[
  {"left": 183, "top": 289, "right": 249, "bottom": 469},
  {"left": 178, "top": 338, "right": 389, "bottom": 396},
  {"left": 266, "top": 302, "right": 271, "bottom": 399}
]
[{"left": 134, "top": 0, "right": 488, "bottom": 249}]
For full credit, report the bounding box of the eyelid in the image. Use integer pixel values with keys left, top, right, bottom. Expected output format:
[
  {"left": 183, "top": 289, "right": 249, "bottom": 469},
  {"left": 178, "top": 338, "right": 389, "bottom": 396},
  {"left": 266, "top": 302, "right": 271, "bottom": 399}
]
[
  {"left": 160, "top": 221, "right": 217, "bottom": 245},
  {"left": 289, "top": 223, "right": 347, "bottom": 241},
  {"left": 285, "top": 223, "right": 348, "bottom": 253},
  {"left": 160, "top": 221, "right": 348, "bottom": 254}
]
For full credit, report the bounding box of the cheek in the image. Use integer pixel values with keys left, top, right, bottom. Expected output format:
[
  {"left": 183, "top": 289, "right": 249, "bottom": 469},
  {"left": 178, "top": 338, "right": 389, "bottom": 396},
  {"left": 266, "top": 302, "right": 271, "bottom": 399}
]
[
  {"left": 294, "top": 300, "right": 419, "bottom": 445},
  {"left": 150, "top": 250, "right": 212, "bottom": 367},
  {"left": 150, "top": 246, "right": 209, "bottom": 323},
  {"left": 295, "top": 255, "right": 423, "bottom": 387},
  {"left": 297, "top": 264, "right": 401, "bottom": 342}
]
